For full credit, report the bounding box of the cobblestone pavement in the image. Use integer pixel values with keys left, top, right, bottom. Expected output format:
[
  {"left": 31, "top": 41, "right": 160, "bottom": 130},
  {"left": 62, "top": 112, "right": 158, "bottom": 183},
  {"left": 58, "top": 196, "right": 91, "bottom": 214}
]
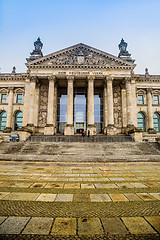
[{"left": 0, "top": 161, "right": 160, "bottom": 240}]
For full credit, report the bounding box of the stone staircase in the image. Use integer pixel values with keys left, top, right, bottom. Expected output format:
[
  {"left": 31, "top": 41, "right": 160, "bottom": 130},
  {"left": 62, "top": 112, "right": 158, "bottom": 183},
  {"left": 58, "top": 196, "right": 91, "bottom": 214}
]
[
  {"left": 27, "top": 135, "right": 134, "bottom": 143},
  {"left": 0, "top": 141, "right": 159, "bottom": 162}
]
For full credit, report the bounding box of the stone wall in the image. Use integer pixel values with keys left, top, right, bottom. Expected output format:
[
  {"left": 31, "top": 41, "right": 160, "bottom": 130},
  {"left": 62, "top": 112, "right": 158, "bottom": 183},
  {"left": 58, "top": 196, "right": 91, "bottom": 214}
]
[{"left": 38, "top": 84, "right": 48, "bottom": 127}]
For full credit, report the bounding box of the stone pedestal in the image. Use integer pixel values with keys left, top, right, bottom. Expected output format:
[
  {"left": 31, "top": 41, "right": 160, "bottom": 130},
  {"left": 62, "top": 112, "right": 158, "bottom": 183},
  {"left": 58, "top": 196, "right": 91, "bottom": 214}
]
[
  {"left": 44, "top": 125, "right": 55, "bottom": 135},
  {"left": 64, "top": 124, "right": 74, "bottom": 135},
  {"left": 107, "top": 124, "right": 117, "bottom": 136},
  {"left": 148, "top": 128, "right": 156, "bottom": 134},
  {"left": 130, "top": 131, "right": 143, "bottom": 142},
  {"left": 87, "top": 124, "right": 96, "bottom": 136}
]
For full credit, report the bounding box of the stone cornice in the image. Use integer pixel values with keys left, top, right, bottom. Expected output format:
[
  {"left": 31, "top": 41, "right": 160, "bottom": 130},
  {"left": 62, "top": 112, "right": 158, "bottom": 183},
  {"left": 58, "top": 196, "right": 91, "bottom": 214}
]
[
  {"left": 0, "top": 74, "right": 28, "bottom": 81},
  {"left": 27, "top": 64, "right": 134, "bottom": 70},
  {"left": 133, "top": 74, "right": 160, "bottom": 83}
]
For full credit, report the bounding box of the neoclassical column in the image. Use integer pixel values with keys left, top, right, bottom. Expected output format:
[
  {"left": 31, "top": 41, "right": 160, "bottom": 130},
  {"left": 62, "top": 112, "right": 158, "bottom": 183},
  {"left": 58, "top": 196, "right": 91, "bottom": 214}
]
[
  {"left": 107, "top": 76, "right": 114, "bottom": 126},
  {"left": 44, "top": 76, "right": 56, "bottom": 135},
  {"left": 121, "top": 86, "right": 127, "bottom": 128},
  {"left": 125, "top": 77, "right": 135, "bottom": 127},
  {"left": 87, "top": 76, "right": 96, "bottom": 135},
  {"left": 53, "top": 83, "right": 57, "bottom": 134},
  {"left": 131, "top": 79, "right": 137, "bottom": 126},
  {"left": 147, "top": 88, "right": 155, "bottom": 133},
  {"left": 6, "top": 87, "right": 14, "bottom": 131},
  {"left": 23, "top": 78, "right": 30, "bottom": 126},
  {"left": 64, "top": 76, "right": 74, "bottom": 135},
  {"left": 28, "top": 76, "right": 36, "bottom": 126},
  {"left": 103, "top": 80, "right": 108, "bottom": 134}
]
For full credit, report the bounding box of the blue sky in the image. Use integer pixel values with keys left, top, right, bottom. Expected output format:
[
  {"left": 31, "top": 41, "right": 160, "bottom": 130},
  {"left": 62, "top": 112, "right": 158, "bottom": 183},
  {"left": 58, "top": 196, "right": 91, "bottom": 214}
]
[{"left": 0, "top": 0, "right": 160, "bottom": 74}]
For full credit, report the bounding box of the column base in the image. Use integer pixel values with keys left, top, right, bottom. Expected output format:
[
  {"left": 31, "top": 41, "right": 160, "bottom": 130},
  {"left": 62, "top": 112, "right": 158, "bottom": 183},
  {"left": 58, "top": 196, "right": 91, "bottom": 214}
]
[
  {"left": 25, "top": 124, "right": 36, "bottom": 134},
  {"left": 104, "top": 127, "right": 107, "bottom": 135},
  {"left": 3, "top": 127, "right": 12, "bottom": 133},
  {"left": 125, "top": 124, "right": 136, "bottom": 135},
  {"left": 148, "top": 128, "right": 157, "bottom": 134},
  {"left": 44, "top": 125, "right": 55, "bottom": 135},
  {"left": 106, "top": 124, "right": 117, "bottom": 136},
  {"left": 87, "top": 124, "right": 96, "bottom": 136},
  {"left": 64, "top": 124, "right": 74, "bottom": 135}
]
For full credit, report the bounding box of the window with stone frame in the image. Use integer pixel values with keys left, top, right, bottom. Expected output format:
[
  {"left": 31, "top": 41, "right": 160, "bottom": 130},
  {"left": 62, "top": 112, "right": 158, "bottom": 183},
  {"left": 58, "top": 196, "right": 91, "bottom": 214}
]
[
  {"left": 138, "top": 95, "right": 144, "bottom": 104},
  {"left": 153, "top": 95, "right": 159, "bottom": 105},
  {"left": 1, "top": 94, "right": 7, "bottom": 103},
  {"left": 16, "top": 94, "right": 23, "bottom": 103}
]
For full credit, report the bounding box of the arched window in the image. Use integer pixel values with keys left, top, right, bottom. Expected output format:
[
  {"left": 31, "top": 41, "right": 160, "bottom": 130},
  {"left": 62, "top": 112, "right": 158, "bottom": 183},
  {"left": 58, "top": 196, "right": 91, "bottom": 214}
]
[
  {"left": 14, "top": 111, "right": 23, "bottom": 130},
  {"left": 0, "top": 111, "right": 7, "bottom": 130},
  {"left": 137, "top": 112, "right": 145, "bottom": 131},
  {"left": 153, "top": 113, "right": 160, "bottom": 132}
]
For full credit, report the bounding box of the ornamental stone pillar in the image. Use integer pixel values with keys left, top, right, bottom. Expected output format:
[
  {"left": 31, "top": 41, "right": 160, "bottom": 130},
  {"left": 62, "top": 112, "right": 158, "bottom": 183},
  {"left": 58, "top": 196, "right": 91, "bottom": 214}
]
[
  {"left": 87, "top": 76, "right": 96, "bottom": 135},
  {"left": 28, "top": 76, "right": 36, "bottom": 126},
  {"left": 125, "top": 77, "right": 135, "bottom": 128},
  {"left": 131, "top": 79, "right": 137, "bottom": 126},
  {"left": 121, "top": 87, "right": 127, "bottom": 128},
  {"left": 103, "top": 81, "right": 108, "bottom": 134},
  {"left": 6, "top": 87, "right": 14, "bottom": 132},
  {"left": 64, "top": 76, "right": 74, "bottom": 135},
  {"left": 106, "top": 76, "right": 116, "bottom": 135},
  {"left": 147, "top": 88, "right": 156, "bottom": 133},
  {"left": 44, "top": 76, "right": 56, "bottom": 135}
]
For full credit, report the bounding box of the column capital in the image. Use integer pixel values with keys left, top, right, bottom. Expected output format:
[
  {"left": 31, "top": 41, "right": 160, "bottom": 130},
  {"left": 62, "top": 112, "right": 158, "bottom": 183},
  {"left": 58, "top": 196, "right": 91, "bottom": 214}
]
[
  {"left": 48, "top": 75, "right": 56, "bottom": 81},
  {"left": 8, "top": 87, "right": 14, "bottom": 92},
  {"left": 66, "top": 75, "right": 74, "bottom": 81},
  {"left": 29, "top": 76, "right": 38, "bottom": 83},
  {"left": 147, "top": 87, "right": 152, "bottom": 94},
  {"left": 125, "top": 77, "right": 131, "bottom": 83},
  {"left": 87, "top": 75, "right": 95, "bottom": 81},
  {"left": 106, "top": 75, "right": 114, "bottom": 82}
]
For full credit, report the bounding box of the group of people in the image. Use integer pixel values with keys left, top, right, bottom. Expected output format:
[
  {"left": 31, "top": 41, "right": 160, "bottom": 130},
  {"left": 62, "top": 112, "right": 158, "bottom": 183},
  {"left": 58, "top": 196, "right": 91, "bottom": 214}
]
[{"left": 82, "top": 130, "right": 90, "bottom": 137}]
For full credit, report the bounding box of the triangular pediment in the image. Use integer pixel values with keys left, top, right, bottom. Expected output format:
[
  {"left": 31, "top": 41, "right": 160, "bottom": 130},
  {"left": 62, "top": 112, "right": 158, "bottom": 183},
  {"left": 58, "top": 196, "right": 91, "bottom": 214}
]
[{"left": 26, "top": 43, "right": 135, "bottom": 69}]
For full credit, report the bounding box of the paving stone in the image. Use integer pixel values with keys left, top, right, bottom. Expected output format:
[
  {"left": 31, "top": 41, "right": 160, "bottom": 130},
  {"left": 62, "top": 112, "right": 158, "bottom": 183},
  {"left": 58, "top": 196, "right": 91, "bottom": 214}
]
[
  {"left": 124, "top": 193, "right": 142, "bottom": 201},
  {"left": 78, "top": 218, "right": 103, "bottom": 235},
  {"left": 36, "top": 193, "right": 57, "bottom": 202},
  {"left": 45, "top": 183, "right": 64, "bottom": 188},
  {"left": 51, "top": 218, "right": 76, "bottom": 235},
  {"left": 101, "top": 217, "right": 128, "bottom": 234},
  {"left": 109, "top": 194, "right": 129, "bottom": 202},
  {"left": 0, "top": 192, "right": 10, "bottom": 200},
  {"left": 68, "top": 178, "right": 82, "bottom": 181},
  {"left": 12, "top": 182, "right": 33, "bottom": 188},
  {"left": 116, "top": 183, "right": 134, "bottom": 188},
  {"left": 94, "top": 183, "right": 118, "bottom": 188},
  {"left": 0, "top": 182, "right": 15, "bottom": 187},
  {"left": 122, "top": 217, "right": 156, "bottom": 234},
  {"left": 130, "top": 182, "right": 148, "bottom": 188},
  {"left": 149, "top": 193, "right": 160, "bottom": 200},
  {"left": 109, "top": 177, "right": 126, "bottom": 181},
  {"left": 22, "top": 217, "right": 53, "bottom": 234},
  {"left": 30, "top": 182, "right": 46, "bottom": 188},
  {"left": 143, "top": 182, "right": 160, "bottom": 188},
  {"left": 90, "top": 194, "right": 111, "bottom": 202},
  {"left": 3, "top": 192, "right": 40, "bottom": 201},
  {"left": 81, "top": 183, "right": 95, "bottom": 188},
  {"left": 137, "top": 193, "right": 157, "bottom": 201},
  {"left": 64, "top": 183, "right": 80, "bottom": 189},
  {"left": 0, "top": 216, "right": 7, "bottom": 224},
  {"left": 74, "top": 194, "right": 90, "bottom": 202},
  {"left": 144, "top": 216, "right": 160, "bottom": 233},
  {"left": 82, "top": 178, "right": 95, "bottom": 181},
  {"left": 55, "top": 194, "right": 73, "bottom": 202},
  {"left": 56, "top": 178, "right": 69, "bottom": 181},
  {"left": 0, "top": 216, "right": 30, "bottom": 234},
  {"left": 65, "top": 174, "right": 79, "bottom": 177}
]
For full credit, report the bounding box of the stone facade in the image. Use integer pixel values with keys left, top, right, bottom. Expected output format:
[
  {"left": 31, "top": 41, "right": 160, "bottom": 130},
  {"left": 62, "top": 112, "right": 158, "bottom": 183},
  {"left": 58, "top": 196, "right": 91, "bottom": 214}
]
[{"left": 0, "top": 39, "right": 160, "bottom": 137}]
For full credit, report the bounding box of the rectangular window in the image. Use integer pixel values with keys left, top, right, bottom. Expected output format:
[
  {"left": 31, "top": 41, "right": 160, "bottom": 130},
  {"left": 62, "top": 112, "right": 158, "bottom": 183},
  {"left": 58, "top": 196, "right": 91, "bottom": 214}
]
[
  {"left": 1, "top": 94, "right": 7, "bottom": 103},
  {"left": 16, "top": 94, "right": 22, "bottom": 103},
  {"left": 153, "top": 95, "right": 159, "bottom": 105},
  {"left": 138, "top": 95, "right": 144, "bottom": 104}
]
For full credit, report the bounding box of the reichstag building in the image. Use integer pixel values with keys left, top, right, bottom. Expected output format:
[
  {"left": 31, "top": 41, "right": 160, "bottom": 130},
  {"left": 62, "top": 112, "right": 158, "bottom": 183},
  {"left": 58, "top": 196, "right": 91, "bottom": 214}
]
[{"left": 0, "top": 38, "right": 160, "bottom": 137}]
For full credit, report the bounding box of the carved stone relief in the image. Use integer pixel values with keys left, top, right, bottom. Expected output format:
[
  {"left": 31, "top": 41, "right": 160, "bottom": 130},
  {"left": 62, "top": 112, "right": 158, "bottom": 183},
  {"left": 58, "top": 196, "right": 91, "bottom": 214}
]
[
  {"left": 113, "top": 85, "right": 122, "bottom": 128},
  {"left": 46, "top": 47, "right": 120, "bottom": 67},
  {"left": 38, "top": 84, "right": 48, "bottom": 127}
]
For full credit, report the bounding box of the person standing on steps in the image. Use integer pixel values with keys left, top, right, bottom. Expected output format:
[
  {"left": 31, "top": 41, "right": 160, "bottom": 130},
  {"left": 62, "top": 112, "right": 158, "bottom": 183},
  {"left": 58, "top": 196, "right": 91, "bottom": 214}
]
[{"left": 88, "top": 130, "right": 90, "bottom": 137}]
